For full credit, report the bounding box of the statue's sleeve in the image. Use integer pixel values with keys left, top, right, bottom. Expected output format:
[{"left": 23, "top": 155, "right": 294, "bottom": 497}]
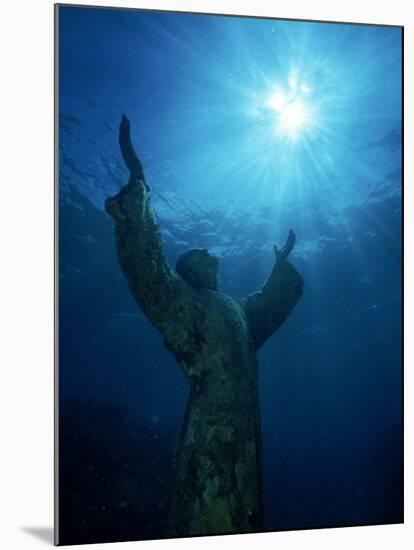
[
  {"left": 239, "top": 257, "right": 304, "bottom": 350},
  {"left": 105, "top": 115, "right": 189, "bottom": 336}
]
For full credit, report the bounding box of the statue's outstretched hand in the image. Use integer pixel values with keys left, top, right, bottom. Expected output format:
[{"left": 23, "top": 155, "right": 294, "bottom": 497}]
[
  {"left": 105, "top": 114, "right": 148, "bottom": 222},
  {"left": 274, "top": 230, "right": 296, "bottom": 261},
  {"left": 119, "top": 114, "right": 145, "bottom": 181}
]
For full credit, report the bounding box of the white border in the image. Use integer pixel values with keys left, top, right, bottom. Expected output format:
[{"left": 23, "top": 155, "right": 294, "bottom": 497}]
[{"left": 0, "top": 1, "right": 412, "bottom": 549}]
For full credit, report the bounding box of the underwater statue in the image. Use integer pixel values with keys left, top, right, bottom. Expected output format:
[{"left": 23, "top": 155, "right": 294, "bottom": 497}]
[{"left": 105, "top": 115, "right": 304, "bottom": 537}]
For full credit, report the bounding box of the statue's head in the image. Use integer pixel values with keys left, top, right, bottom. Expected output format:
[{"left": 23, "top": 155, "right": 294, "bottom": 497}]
[{"left": 176, "top": 248, "right": 219, "bottom": 291}]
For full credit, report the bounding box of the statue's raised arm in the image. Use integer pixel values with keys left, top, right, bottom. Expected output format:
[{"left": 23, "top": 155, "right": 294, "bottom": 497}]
[
  {"left": 105, "top": 115, "right": 187, "bottom": 336},
  {"left": 239, "top": 230, "right": 304, "bottom": 350}
]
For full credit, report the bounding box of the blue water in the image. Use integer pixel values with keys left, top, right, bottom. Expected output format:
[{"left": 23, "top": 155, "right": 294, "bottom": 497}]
[{"left": 57, "top": 5, "right": 402, "bottom": 544}]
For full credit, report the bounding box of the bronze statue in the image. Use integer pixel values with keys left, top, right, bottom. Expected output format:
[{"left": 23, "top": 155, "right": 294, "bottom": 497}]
[{"left": 105, "top": 115, "right": 304, "bottom": 537}]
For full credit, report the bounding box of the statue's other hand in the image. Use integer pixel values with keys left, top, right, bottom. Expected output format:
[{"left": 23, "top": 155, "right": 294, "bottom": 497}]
[{"left": 274, "top": 229, "right": 296, "bottom": 261}]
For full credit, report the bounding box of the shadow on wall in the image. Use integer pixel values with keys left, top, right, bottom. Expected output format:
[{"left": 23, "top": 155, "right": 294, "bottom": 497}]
[{"left": 21, "top": 527, "right": 54, "bottom": 545}]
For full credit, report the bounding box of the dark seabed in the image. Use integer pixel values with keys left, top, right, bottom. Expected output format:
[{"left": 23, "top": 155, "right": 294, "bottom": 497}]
[{"left": 57, "top": 5, "right": 402, "bottom": 545}]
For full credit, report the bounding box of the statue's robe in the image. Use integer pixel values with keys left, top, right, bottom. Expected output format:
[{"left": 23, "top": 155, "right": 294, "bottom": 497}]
[{"left": 105, "top": 116, "right": 303, "bottom": 537}]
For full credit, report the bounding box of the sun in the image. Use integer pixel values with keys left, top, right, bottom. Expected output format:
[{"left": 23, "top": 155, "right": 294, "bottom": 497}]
[{"left": 266, "top": 73, "right": 315, "bottom": 140}]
